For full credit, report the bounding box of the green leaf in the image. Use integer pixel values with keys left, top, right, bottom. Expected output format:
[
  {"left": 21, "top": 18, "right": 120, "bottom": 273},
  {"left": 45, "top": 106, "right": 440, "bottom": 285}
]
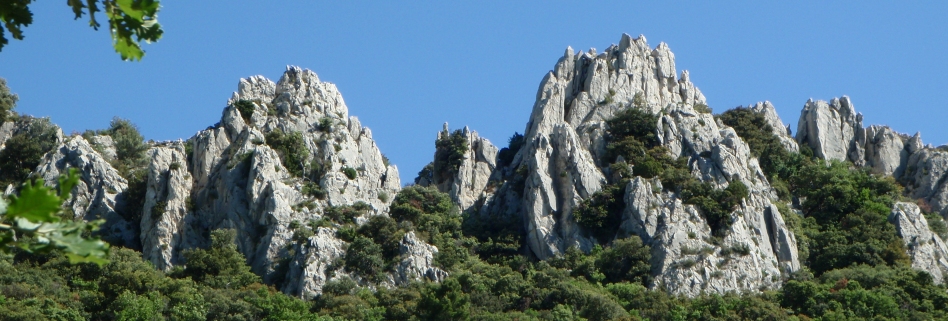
[
  {"left": 113, "top": 36, "right": 144, "bottom": 61},
  {"left": 7, "top": 178, "right": 62, "bottom": 223},
  {"left": 115, "top": 0, "right": 143, "bottom": 21}
]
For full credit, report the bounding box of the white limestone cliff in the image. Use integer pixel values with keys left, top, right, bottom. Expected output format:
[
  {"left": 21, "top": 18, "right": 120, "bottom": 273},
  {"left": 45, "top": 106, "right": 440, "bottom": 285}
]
[
  {"left": 417, "top": 34, "right": 800, "bottom": 296},
  {"left": 889, "top": 202, "right": 948, "bottom": 284}
]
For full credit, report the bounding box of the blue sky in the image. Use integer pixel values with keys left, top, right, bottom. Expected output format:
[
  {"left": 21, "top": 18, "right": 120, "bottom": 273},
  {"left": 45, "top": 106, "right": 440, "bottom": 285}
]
[{"left": 0, "top": 2, "right": 946, "bottom": 184}]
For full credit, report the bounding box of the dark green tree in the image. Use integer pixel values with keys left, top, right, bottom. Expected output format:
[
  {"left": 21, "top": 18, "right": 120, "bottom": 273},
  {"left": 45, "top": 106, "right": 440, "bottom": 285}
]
[
  {"left": 176, "top": 229, "right": 260, "bottom": 289},
  {"left": 0, "top": 77, "right": 17, "bottom": 123}
]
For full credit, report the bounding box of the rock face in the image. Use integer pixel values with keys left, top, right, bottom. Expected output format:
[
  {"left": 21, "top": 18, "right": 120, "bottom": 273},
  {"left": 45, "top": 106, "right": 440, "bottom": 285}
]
[
  {"left": 898, "top": 135, "right": 948, "bottom": 219},
  {"left": 749, "top": 101, "right": 798, "bottom": 153},
  {"left": 393, "top": 231, "right": 448, "bottom": 286},
  {"left": 417, "top": 124, "right": 498, "bottom": 213},
  {"left": 28, "top": 67, "right": 441, "bottom": 299},
  {"left": 791, "top": 95, "right": 948, "bottom": 284},
  {"left": 889, "top": 202, "right": 948, "bottom": 284},
  {"left": 418, "top": 34, "right": 800, "bottom": 296},
  {"left": 140, "top": 143, "right": 193, "bottom": 271},
  {"left": 796, "top": 96, "right": 907, "bottom": 176},
  {"left": 35, "top": 135, "right": 139, "bottom": 248}
]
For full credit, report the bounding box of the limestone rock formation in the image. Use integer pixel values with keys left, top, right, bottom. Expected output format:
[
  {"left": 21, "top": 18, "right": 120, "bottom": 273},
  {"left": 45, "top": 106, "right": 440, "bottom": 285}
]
[
  {"left": 901, "top": 142, "right": 948, "bottom": 218},
  {"left": 393, "top": 231, "right": 448, "bottom": 286},
  {"left": 25, "top": 67, "right": 441, "bottom": 298},
  {"left": 749, "top": 101, "right": 798, "bottom": 152},
  {"left": 796, "top": 96, "right": 907, "bottom": 176},
  {"left": 418, "top": 34, "right": 800, "bottom": 296},
  {"left": 281, "top": 227, "right": 348, "bottom": 299},
  {"left": 140, "top": 142, "right": 193, "bottom": 271},
  {"left": 417, "top": 124, "right": 498, "bottom": 213},
  {"left": 889, "top": 202, "right": 948, "bottom": 284},
  {"left": 790, "top": 95, "right": 948, "bottom": 283},
  {"left": 35, "top": 135, "right": 138, "bottom": 247}
]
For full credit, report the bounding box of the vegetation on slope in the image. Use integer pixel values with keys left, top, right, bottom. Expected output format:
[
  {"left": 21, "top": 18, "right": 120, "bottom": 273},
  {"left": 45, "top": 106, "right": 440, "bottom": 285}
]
[{"left": 1, "top": 91, "right": 947, "bottom": 320}]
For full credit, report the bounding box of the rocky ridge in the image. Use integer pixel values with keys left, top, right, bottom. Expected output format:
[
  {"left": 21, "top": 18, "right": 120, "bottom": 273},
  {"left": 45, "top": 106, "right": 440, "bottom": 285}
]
[
  {"left": 420, "top": 34, "right": 801, "bottom": 296},
  {"left": 8, "top": 33, "right": 948, "bottom": 300},
  {"left": 24, "top": 67, "right": 442, "bottom": 299}
]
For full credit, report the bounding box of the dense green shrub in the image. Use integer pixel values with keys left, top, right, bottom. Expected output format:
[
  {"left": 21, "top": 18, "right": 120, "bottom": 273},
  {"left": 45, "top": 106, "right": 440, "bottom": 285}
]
[
  {"left": 0, "top": 78, "right": 18, "bottom": 123},
  {"left": 175, "top": 229, "right": 260, "bottom": 289},
  {"left": 680, "top": 179, "right": 749, "bottom": 237},
  {"left": 573, "top": 184, "right": 625, "bottom": 243},
  {"left": 342, "top": 166, "right": 357, "bottom": 180},
  {"left": 234, "top": 100, "right": 256, "bottom": 123},
  {"left": 357, "top": 215, "right": 405, "bottom": 264},
  {"left": 927, "top": 212, "right": 948, "bottom": 240},
  {"left": 694, "top": 103, "right": 712, "bottom": 113},
  {"left": 390, "top": 185, "right": 471, "bottom": 269},
  {"left": 496, "top": 132, "right": 524, "bottom": 168},
  {"left": 105, "top": 117, "right": 150, "bottom": 174},
  {"left": 344, "top": 236, "right": 386, "bottom": 282},
  {"left": 264, "top": 129, "right": 309, "bottom": 177},
  {"left": 323, "top": 202, "right": 371, "bottom": 225},
  {"left": 717, "top": 107, "right": 792, "bottom": 181},
  {"left": 0, "top": 117, "right": 58, "bottom": 187},
  {"left": 432, "top": 128, "right": 468, "bottom": 182}
]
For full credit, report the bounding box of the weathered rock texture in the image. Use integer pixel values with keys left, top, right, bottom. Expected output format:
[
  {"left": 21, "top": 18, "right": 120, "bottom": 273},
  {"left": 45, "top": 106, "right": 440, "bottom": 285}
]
[
  {"left": 749, "top": 101, "right": 798, "bottom": 153},
  {"left": 36, "top": 135, "right": 138, "bottom": 247},
  {"left": 417, "top": 124, "right": 498, "bottom": 213},
  {"left": 140, "top": 143, "right": 193, "bottom": 271},
  {"left": 889, "top": 202, "right": 948, "bottom": 284},
  {"left": 30, "top": 67, "right": 441, "bottom": 299},
  {"left": 418, "top": 34, "right": 800, "bottom": 296},
  {"left": 796, "top": 96, "right": 907, "bottom": 176},
  {"left": 788, "top": 95, "right": 948, "bottom": 283}
]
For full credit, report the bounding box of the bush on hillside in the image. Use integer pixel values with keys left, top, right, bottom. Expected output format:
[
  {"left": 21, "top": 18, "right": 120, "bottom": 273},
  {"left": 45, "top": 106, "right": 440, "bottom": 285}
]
[{"left": 0, "top": 117, "right": 58, "bottom": 187}]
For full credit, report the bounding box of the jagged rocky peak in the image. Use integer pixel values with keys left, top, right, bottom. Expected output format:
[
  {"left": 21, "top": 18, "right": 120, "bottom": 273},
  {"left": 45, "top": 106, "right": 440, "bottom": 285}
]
[
  {"left": 418, "top": 34, "right": 800, "bottom": 297},
  {"left": 27, "top": 66, "right": 443, "bottom": 299},
  {"left": 748, "top": 101, "right": 798, "bottom": 153},
  {"left": 173, "top": 66, "right": 429, "bottom": 297},
  {"left": 796, "top": 96, "right": 907, "bottom": 176},
  {"left": 416, "top": 122, "right": 498, "bottom": 213}
]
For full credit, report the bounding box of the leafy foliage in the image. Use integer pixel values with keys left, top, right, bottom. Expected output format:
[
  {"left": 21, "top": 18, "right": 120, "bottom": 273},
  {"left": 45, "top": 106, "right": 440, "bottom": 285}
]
[
  {"left": 265, "top": 129, "right": 309, "bottom": 178},
  {"left": 174, "top": 229, "right": 260, "bottom": 289},
  {"left": 0, "top": 117, "right": 59, "bottom": 188},
  {"left": 0, "top": 78, "right": 17, "bottom": 123},
  {"left": 105, "top": 117, "right": 149, "bottom": 175},
  {"left": 432, "top": 128, "right": 468, "bottom": 182},
  {"left": 573, "top": 184, "right": 625, "bottom": 243},
  {"left": 0, "top": 168, "right": 110, "bottom": 265},
  {"left": 496, "top": 132, "right": 524, "bottom": 168},
  {"left": 390, "top": 185, "right": 471, "bottom": 269},
  {"left": 0, "top": 0, "right": 164, "bottom": 60},
  {"left": 234, "top": 100, "right": 256, "bottom": 123}
]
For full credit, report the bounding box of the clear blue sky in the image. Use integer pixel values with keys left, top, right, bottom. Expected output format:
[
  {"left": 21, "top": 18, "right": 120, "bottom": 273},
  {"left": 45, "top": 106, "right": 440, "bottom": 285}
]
[{"left": 1, "top": 2, "right": 946, "bottom": 184}]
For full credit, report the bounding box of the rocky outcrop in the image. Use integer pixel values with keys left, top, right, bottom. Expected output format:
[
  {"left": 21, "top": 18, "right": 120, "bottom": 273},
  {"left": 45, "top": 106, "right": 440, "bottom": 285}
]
[
  {"left": 393, "top": 231, "right": 448, "bottom": 286},
  {"left": 282, "top": 227, "right": 348, "bottom": 299},
  {"left": 889, "top": 202, "right": 948, "bottom": 284},
  {"left": 749, "top": 101, "right": 798, "bottom": 153},
  {"left": 140, "top": 143, "right": 193, "bottom": 271},
  {"left": 419, "top": 34, "right": 800, "bottom": 296},
  {"left": 901, "top": 140, "right": 948, "bottom": 218},
  {"left": 35, "top": 135, "right": 138, "bottom": 247},
  {"left": 22, "top": 66, "right": 441, "bottom": 298},
  {"left": 124, "top": 66, "right": 443, "bottom": 298},
  {"left": 88, "top": 135, "right": 118, "bottom": 161},
  {"left": 417, "top": 124, "right": 498, "bottom": 213},
  {"left": 796, "top": 96, "right": 907, "bottom": 176}
]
